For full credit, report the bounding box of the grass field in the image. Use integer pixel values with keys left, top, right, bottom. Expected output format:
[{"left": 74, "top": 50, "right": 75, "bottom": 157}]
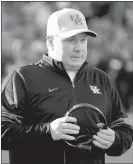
[{"left": 2, "top": 112, "right": 133, "bottom": 164}]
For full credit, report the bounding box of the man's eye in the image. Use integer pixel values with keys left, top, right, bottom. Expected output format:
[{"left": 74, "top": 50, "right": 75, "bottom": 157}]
[
  {"left": 64, "top": 38, "right": 75, "bottom": 43},
  {"left": 81, "top": 39, "right": 87, "bottom": 42},
  {"left": 69, "top": 39, "right": 75, "bottom": 43}
]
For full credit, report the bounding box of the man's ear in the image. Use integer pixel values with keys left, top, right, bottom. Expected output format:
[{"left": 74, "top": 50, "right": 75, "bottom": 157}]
[{"left": 47, "top": 37, "right": 54, "bottom": 50}]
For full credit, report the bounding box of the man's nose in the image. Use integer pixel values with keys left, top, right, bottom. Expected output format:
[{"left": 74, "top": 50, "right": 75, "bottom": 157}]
[{"left": 73, "top": 41, "right": 82, "bottom": 52}]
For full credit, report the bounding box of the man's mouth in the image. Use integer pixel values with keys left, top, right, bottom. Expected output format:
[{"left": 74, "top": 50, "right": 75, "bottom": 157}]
[{"left": 71, "top": 56, "right": 81, "bottom": 58}]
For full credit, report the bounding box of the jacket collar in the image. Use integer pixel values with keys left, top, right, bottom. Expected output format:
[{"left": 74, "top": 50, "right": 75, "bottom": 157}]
[{"left": 40, "top": 54, "right": 88, "bottom": 76}]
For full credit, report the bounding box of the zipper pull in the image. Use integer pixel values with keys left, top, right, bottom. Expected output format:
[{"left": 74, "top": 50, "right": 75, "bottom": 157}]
[{"left": 72, "top": 82, "right": 75, "bottom": 88}]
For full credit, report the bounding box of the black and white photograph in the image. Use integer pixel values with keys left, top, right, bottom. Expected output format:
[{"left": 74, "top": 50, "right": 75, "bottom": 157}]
[{"left": 1, "top": 1, "right": 133, "bottom": 164}]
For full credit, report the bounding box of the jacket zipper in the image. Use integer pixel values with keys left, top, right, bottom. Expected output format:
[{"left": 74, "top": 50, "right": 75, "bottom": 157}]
[
  {"left": 64, "top": 70, "right": 77, "bottom": 106},
  {"left": 64, "top": 81, "right": 76, "bottom": 164},
  {"left": 72, "top": 81, "right": 76, "bottom": 105}
]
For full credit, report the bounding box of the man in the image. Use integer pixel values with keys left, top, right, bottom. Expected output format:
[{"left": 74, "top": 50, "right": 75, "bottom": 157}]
[{"left": 2, "top": 8, "right": 133, "bottom": 164}]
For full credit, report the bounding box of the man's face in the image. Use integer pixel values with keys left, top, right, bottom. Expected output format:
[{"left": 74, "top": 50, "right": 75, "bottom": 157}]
[{"left": 54, "top": 33, "right": 88, "bottom": 70}]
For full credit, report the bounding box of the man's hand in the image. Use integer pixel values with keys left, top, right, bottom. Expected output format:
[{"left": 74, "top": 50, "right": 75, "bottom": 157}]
[
  {"left": 92, "top": 123, "right": 115, "bottom": 149},
  {"left": 50, "top": 116, "right": 80, "bottom": 141}
]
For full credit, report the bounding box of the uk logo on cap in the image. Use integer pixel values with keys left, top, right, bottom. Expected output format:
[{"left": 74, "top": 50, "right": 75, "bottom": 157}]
[{"left": 69, "top": 14, "right": 84, "bottom": 26}]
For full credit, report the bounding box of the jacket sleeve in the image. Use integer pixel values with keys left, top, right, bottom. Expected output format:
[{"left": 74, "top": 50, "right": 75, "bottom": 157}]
[
  {"left": 1, "top": 70, "right": 51, "bottom": 150},
  {"left": 105, "top": 79, "right": 133, "bottom": 156}
]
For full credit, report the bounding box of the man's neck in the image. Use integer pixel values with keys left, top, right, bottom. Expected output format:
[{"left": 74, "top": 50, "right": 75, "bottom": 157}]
[
  {"left": 63, "top": 65, "right": 80, "bottom": 83},
  {"left": 66, "top": 70, "right": 78, "bottom": 83}
]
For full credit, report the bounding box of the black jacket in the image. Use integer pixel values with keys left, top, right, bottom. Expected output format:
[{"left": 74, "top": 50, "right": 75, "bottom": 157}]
[{"left": 2, "top": 55, "right": 133, "bottom": 164}]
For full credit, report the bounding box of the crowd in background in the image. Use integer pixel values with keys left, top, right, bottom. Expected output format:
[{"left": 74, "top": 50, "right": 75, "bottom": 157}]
[{"left": 2, "top": 2, "right": 133, "bottom": 111}]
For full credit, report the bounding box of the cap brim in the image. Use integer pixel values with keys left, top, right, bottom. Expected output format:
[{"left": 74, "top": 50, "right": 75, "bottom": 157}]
[{"left": 58, "top": 29, "right": 98, "bottom": 38}]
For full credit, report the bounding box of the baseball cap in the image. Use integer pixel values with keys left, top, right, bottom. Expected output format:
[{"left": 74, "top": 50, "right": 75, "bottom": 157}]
[{"left": 47, "top": 8, "right": 98, "bottom": 38}]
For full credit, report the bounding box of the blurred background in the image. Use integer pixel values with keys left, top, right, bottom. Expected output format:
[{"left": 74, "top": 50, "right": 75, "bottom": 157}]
[{"left": 1, "top": 1, "right": 133, "bottom": 163}]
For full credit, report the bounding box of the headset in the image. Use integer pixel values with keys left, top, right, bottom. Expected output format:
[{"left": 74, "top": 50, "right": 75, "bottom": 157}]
[{"left": 64, "top": 103, "right": 108, "bottom": 150}]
